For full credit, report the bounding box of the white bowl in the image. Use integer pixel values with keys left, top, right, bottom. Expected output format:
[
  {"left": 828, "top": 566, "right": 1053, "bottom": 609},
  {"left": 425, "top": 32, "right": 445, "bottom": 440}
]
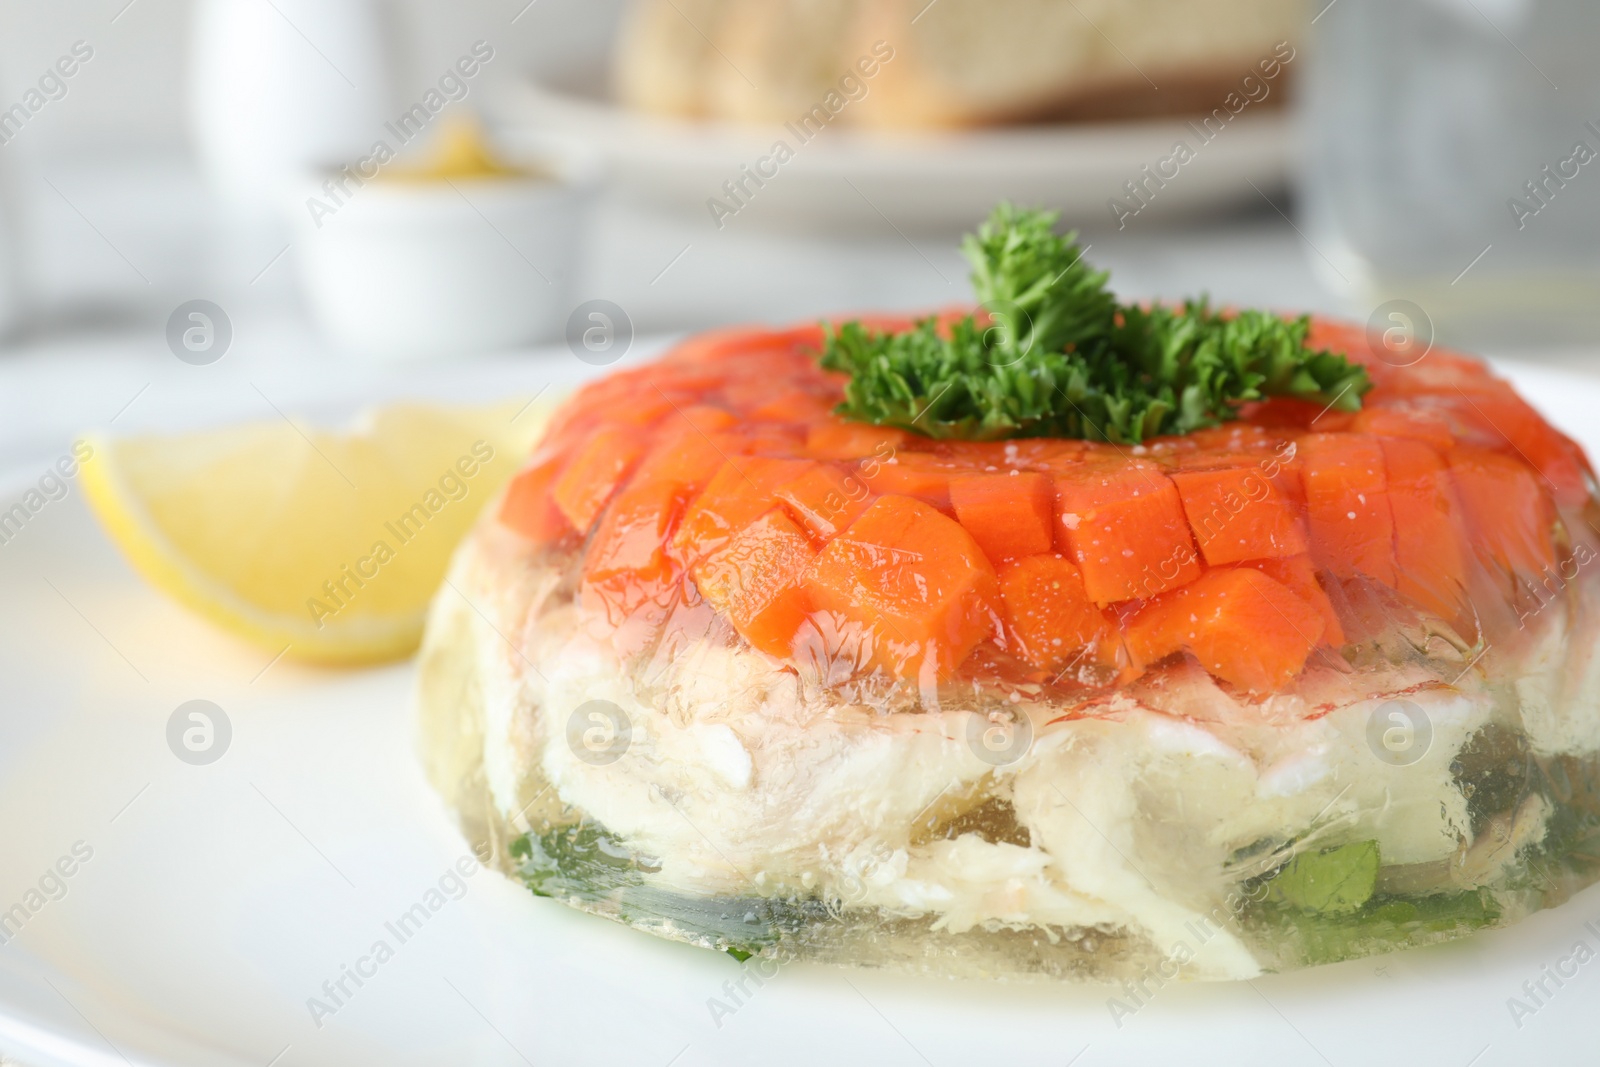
[{"left": 290, "top": 156, "right": 597, "bottom": 361}]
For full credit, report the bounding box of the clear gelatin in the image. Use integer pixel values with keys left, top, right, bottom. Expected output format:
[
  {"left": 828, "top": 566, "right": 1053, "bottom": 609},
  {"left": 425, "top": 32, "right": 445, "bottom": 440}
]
[{"left": 416, "top": 211, "right": 1600, "bottom": 981}]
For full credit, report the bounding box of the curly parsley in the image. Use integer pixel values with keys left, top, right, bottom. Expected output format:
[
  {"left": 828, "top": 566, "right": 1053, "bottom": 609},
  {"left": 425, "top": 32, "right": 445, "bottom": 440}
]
[{"left": 819, "top": 204, "right": 1370, "bottom": 444}]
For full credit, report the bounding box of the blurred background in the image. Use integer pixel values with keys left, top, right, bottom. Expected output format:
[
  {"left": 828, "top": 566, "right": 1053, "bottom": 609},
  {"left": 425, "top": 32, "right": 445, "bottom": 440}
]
[{"left": 0, "top": 0, "right": 1597, "bottom": 416}]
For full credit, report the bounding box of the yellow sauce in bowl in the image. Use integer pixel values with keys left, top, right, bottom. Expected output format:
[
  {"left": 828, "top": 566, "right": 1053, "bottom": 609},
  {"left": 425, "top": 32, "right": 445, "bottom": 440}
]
[{"left": 379, "top": 118, "right": 544, "bottom": 183}]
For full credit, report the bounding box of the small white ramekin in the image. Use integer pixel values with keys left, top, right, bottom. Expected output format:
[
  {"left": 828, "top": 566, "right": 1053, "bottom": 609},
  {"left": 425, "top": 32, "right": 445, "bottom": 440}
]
[{"left": 290, "top": 153, "right": 598, "bottom": 361}]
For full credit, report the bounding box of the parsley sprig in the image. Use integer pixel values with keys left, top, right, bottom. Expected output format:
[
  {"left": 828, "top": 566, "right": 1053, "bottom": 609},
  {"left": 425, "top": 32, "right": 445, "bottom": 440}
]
[{"left": 819, "top": 204, "right": 1370, "bottom": 444}]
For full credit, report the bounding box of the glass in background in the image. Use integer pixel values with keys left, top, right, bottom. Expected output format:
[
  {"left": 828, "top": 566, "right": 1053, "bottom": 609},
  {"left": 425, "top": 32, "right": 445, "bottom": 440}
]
[
  {"left": 0, "top": 156, "right": 17, "bottom": 338},
  {"left": 1302, "top": 0, "right": 1600, "bottom": 346}
]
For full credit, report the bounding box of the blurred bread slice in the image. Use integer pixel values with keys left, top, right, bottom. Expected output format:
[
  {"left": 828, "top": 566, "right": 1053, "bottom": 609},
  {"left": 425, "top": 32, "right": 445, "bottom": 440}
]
[
  {"left": 706, "top": 0, "right": 867, "bottom": 124},
  {"left": 856, "top": 0, "right": 1300, "bottom": 126},
  {"left": 613, "top": 0, "right": 1300, "bottom": 128},
  {"left": 612, "top": 0, "right": 734, "bottom": 117}
]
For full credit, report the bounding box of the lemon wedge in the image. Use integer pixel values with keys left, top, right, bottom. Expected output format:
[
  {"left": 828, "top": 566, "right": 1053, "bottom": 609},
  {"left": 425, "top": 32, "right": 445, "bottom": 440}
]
[{"left": 80, "top": 400, "right": 553, "bottom": 665}]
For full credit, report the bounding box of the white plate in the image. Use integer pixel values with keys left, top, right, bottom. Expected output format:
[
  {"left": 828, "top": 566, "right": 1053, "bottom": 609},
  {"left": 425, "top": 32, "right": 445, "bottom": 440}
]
[
  {"left": 502, "top": 72, "right": 1294, "bottom": 233},
  {"left": 0, "top": 355, "right": 1597, "bottom": 1067}
]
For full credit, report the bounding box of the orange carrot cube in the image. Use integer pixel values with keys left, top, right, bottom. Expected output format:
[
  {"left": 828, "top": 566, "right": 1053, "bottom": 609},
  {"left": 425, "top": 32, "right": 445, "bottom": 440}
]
[
  {"left": 1123, "top": 567, "right": 1325, "bottom": 692},
  {"left": 774, "top": 464, "right": 872, "bottom": 541},
  {"left": 673, "top": 456, "right": 814, "bottom": 565},
  {"left": 860, "top": 453, "right": 953, "bottom": 512},
  {"left": 693, "top": 510, "right": 817, "bottom": 658},
  {"left": 1170, "top": 465, "right": 1308, "bottom": 565},
  {"left": 499, "top": 451, "right": 574, "bottom": 544},
  {"left": 805, "top": 495, "right": 998, "bottom": 680},
  {"left": 804, "top": 420, "right": 908, "bottom": 461},
  {"left": 996, "top": 553, "right": 1116, "bottom": 672},
  {"left": 1054, "top": 462, "right": 1201, "bottom": 604},
  {"left": 1242, "top": 555, "right": 1345, "bottom": 647},
  {"left": 950, "top": 471, "right": 1056, "bottom": 564},
  {"left": 1379, "top": 438, "right": 1469, "bottom": 624},
  {"left": 1449, "top": 446, "right": 1557, "bottom": 577},
  {"left": 1297, "top": 433, "right": 1397, "bottom": 586},
  {"left": 551, "top": 425, "right": 649, "bottom": 534}
]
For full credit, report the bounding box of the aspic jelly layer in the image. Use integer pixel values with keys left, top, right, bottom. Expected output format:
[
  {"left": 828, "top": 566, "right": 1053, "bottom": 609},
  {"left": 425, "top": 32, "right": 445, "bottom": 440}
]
[
  {"left": 417, "top": 525, "right": 1600, "bottom": 981},
  {"left": 418, "top": 315, "right": 1600, "bottom": 979}
]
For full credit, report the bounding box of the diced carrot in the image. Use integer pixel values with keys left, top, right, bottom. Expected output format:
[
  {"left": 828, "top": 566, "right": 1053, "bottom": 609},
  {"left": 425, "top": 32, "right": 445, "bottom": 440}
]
[
  {"left": 1239, "top": 396, "right": 1340, "bottom": 432},
  {"left": 1413, "top": 349, "right": 1498, "bottom": 388},
  {"left": 749, "top": 389, "right": 839, "bottom": 423},
  {"left": 651, "top": 368, "right": 733, "bottom": 395},
  {"left": 1380, "top": 438, "right": 1469, "bottom": 624},
  {"left": 996, "top": 553, "right": 1116, "bottom": 672},
  {"left": 1304, "top": 317, "right": 1371, "bottom": 362},
  {"left": 633, "top": 423, "right": 734, "bottom": 493},
  {"left": 1054, "top": 462, "right": 1201, "bottom": 604},
  {"left": 1306, "top": 317, "right": 1496, "bottom": 392},
  {"left": 774, "top": 464, "right": 872, "bottom": 541},
  {"left": 582, "top": 476, "right": 690, "bottom": 619},
  {"left": 1369, "top": 355, "right": 1504, "bottom": 412},
  {"left": 725, "top": 424, "right": 806, "bottom": 457},
  {"left": 997, "top": 439, "right": 1088, "bottom": 471},
  {"left": 665, "top": 324, "right": 825, "bottom": 365},
  {"left": 498, "top": 451, "right": 574, "bottom": 545},
  {"left": 805, "top": 495, "right": 999, "bottom": 680},
  {"left": 1243, "top": 555, "right": 1344, "bottom": 647},
  {"left": 692, "top": 509, "right": 817, "bottom": 657},
  {"left": 658, "top": 404, "right": 739, "bottom": 436},
  {"left": 1351, "top": 406, "right": 1457, "bottom": 453},
  {"left": 672, "top": 456, "right": 815, "bottom": 565},
  {"left": 1395, "top": 396, "right": 1501, "bottom": 452},
  {"left": 1138, "top": 436, "right": 1198, "bottom": 460},
  {"left": 723, "top": 352, "right": 816, "bottom": 382},
  {"left": 1172, "top": 452, "right": 1306, "bottom": 530},
  {"left": 580, "top": 417, "right": 773, "bottom": 649},
  {"left": 860, "top": 453, "right": 953, "bottom": 511},
  {"left": 950, "top": 472, "right": 1055, "bottom": 564},
  {"left": 1170, "top": 465, "right": 1308, "bottom": 565},
  {"left": 1175, "top": 424, "right": 1287, "bottom": 455},
  {"left": 551, "top": 425, "right": 649, "bottom": 534},
  {"left": 599, "top": 393, "right": 682, "bottom": 430},
  {"left": 805, "top": 420, "right": 909, "bottom": 460},
  {"left": 530, "top": 314, "right": 1593, "bottom": 687},
  {"left": 1297, "top": 433, "right": 1397, "bottom": 586},
  {"left": 662, "top": 327, "right": 763, "bottom": 363},
  {"left": 593, "top": 424, "right": 745, "bottom": 613},
  {"left": 1449, "top": 446, "right": 1557, "bottom": 577},
  {"left": 540, "top": 399, "right": 626, "bottom": 456},
  {"left": 920, "top": 440, "right": 1028, "bottom": 470},
  {"left": 582, "top": 422, "right": 742, "bottom": 604},
  {"left": 1361, "top": 344, "right": 1586, "bottom": 503},
  {"left": 1123, "top": 567, "right": 1325, "bottom": 692},
  {"left": 720, "top": 378, "right": 796, "bottom": 410},
  {"left": 1370, "top": 347, "right": 1499, "bottom": 397},
  {"left": 1443, "top": 386, "right": 1589, "bottom": 507},
  {"left": 560, "top": 366, "right": 655, "bottom": 413}
]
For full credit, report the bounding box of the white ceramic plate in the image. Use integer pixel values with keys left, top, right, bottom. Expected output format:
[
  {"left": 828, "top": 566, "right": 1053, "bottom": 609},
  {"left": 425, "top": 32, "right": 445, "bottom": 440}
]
[
  {"left": 0, "top": 354, "right": 1598, "bottom": 1067},
  {"left": 501, "top": 72, "right": 1294, "bottom": 233}
]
